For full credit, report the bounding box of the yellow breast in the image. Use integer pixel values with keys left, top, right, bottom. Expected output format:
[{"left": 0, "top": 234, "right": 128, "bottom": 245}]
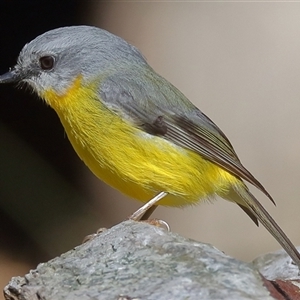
[{"left": 41, "top": 76, "right": 238, "bottom": 206}]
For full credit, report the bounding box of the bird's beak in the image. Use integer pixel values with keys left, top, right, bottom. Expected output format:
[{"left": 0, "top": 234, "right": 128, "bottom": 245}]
[{"left": 0, "top": 67, "right": 22, "bottom": 84}]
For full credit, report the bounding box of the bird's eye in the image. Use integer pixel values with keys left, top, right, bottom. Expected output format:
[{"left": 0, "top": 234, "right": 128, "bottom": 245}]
[{"left": 39, "top": 56, "right": 55, "bottom": 70}]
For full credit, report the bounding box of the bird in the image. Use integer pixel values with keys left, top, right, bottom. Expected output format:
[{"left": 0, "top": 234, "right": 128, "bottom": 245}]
[{"left": 0, "top": 25, "right": 299, "bottom": 267}]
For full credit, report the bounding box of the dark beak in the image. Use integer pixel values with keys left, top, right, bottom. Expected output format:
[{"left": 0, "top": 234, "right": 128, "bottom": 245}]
[{"left": 0, "top": 68, "right": 22, "bottom": 84}]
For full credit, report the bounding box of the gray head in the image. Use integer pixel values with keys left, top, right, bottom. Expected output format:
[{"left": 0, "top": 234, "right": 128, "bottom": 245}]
[{"left": 0, "top": 25, "right": 147, "bottom": 96}]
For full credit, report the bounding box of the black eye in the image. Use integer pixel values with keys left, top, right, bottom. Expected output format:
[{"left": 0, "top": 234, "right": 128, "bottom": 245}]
[{"left": 39, "top": 56, "right": 55, "bottom": 70}]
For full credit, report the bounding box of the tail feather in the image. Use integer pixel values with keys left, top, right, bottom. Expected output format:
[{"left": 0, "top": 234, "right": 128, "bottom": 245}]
[
  {"left": 233, "top": 184, "right": 300, "bottom": 268},
  {"left": 236, "top": 203, "right": 259, "bottom": 226}
]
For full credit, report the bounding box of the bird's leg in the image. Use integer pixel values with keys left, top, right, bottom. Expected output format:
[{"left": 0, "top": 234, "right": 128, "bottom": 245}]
[
  {"left": 139, "top": 205, "right": 158, "bottom": 220},
  {"left": 128, "top": 192, "right": 170, "bottom": 230},
  {"left": 129, "top": 191, "right": 168, "bottom": 221},
  {"left": 83, "top": 192, "right": 169, "bottom": 243}
]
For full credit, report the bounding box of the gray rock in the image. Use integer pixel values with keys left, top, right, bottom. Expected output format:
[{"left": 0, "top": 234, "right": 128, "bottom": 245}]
[
  {"left": 253, "top": 248, "right": 300, "bottom": 281},
  {"left": 4, "top": 220, "right": 274, "bottom": 300}
]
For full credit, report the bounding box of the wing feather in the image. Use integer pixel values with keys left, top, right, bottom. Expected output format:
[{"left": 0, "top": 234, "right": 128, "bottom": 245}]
[{"left": 99, "top": 70, "right": 274, "bottom": 204}]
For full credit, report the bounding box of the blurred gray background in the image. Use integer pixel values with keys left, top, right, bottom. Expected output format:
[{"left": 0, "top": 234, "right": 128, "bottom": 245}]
[{"left": 1, "top": 2, "right": 300, "bottom": 297}]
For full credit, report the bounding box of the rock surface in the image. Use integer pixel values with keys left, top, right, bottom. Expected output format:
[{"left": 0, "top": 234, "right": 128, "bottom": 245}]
[{"left": 4, "top": 220, "right": 299, "bottom": 300}]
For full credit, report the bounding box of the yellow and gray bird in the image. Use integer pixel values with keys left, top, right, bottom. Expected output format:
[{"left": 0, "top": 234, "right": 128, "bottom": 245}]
[{"left": 0, "top": 25, "right": 299, "bottom": 267}]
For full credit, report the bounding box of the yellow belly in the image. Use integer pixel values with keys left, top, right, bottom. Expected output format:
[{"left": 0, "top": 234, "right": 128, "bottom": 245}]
[{"left": 42, "top": 77, "right": 239, "bottom": 206}]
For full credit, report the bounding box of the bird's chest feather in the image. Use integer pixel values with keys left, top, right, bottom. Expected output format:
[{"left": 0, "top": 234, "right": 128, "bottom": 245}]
[{"left": 41, "top": 76, "right": 233, "bottom": 204}]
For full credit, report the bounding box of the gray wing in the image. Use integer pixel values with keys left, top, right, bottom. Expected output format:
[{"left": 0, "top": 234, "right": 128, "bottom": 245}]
[{"left": 99, "top": 68, "right": 274, "bottom": 205}]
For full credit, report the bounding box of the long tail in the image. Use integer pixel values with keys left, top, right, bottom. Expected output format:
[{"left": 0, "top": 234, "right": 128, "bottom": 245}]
[{"left": 232, "top": 184, "right": 300, "bottom": 268}]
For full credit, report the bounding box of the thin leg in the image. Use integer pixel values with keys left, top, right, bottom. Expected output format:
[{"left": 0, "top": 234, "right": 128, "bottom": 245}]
[
  {"left": 129, "top": 191, "right": 168, "bottom": 221},
  {"left": 140, "top": 205, "right": 158, "bottom": 220},
  {"left": 84, "top": 192, "right": 169, "bottom": 243}
]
